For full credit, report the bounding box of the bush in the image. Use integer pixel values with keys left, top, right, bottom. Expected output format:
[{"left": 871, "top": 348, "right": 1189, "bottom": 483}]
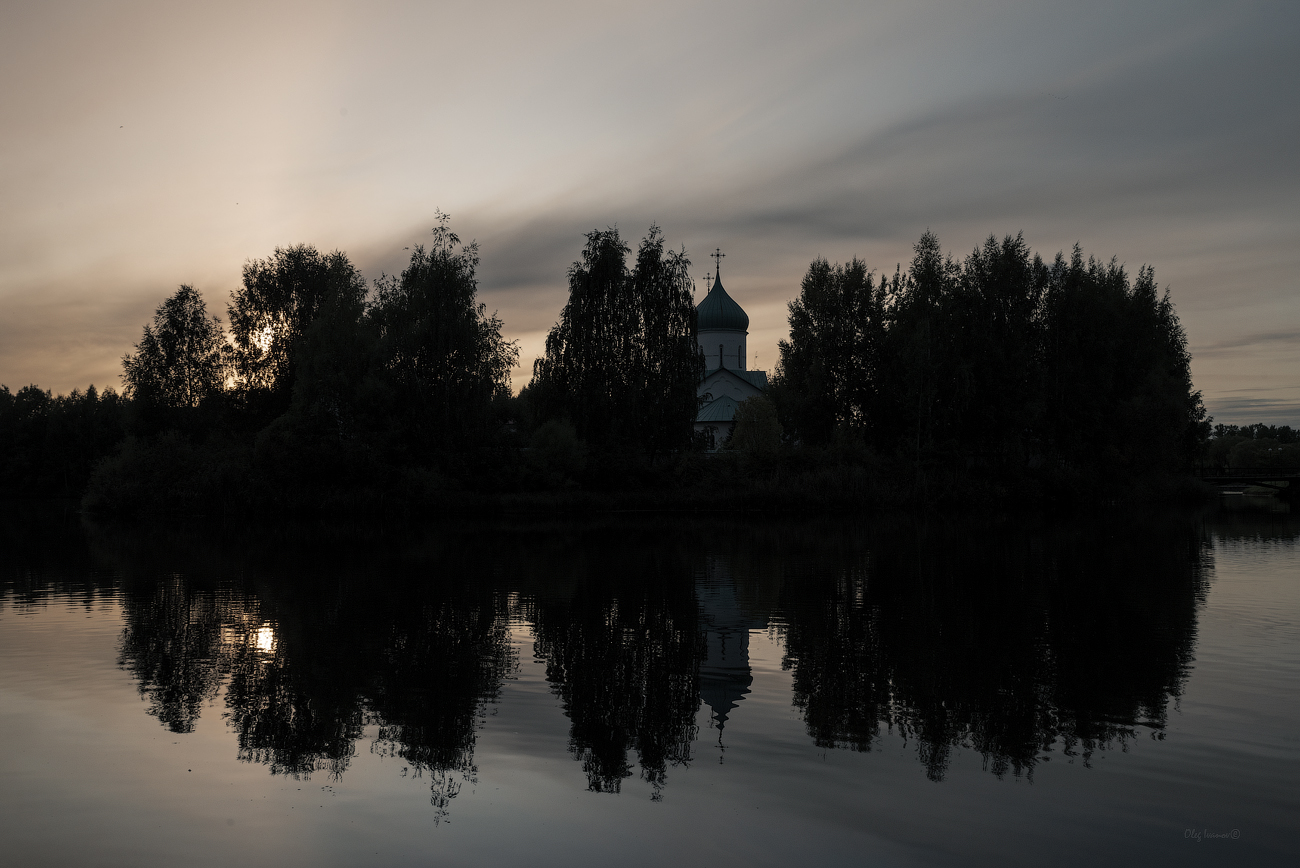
[{"left": 725, "top": 396, "right": 783, "bottom": 456}]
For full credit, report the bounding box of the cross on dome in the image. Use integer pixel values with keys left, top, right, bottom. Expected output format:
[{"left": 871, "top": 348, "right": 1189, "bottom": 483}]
[{"left": 695, "top": 249, "right": 748, "bottom": 332}]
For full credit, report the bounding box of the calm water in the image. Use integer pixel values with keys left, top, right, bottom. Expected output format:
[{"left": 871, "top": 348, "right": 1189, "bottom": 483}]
[{"left": 1, "top": 504, "right": 1297, "bottom": 866}]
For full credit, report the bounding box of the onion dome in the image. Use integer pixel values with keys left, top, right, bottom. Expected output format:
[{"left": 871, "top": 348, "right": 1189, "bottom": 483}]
[{"left": 696, "top": 272, "right": 749, "bottom": 332}]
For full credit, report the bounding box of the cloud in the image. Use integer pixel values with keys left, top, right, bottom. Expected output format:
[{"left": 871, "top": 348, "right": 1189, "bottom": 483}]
[
  {"left": 1206, "top": 390, "right": 1300, "bottom": 427},
  {"left": 1194, "top": 331, "right": 1300, "bottom": 358}
]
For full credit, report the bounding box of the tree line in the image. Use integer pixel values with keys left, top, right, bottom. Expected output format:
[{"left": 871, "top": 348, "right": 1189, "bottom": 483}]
[
  {"left": 0, "top": 217, "right": 707, "bottom": 510},
  {"left": 0, "top": 220, "right": 1238, "bottom": 510},
  {"left": 122, "top": 216, "right": 517, "bottom": 449},
  {"left": 769, "top": 231, "right": 1212, "bottom": 488},
  {"left": 1205, "top": 423, "right": 1299, "bottom": 469}
]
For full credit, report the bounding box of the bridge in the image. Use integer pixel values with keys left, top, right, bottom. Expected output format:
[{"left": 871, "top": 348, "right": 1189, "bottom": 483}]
[{"left": 1197, "top": 466, "right": 1300, "bottom": 491}]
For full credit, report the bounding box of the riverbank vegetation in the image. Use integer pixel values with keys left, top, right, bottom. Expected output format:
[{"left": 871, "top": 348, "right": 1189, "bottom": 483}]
[
  {"left": 769, "top": 232, "right": 1212, "bottom": 500},
  {"left": 0, "top": 217, "right": 1247, "bottom": 515}
]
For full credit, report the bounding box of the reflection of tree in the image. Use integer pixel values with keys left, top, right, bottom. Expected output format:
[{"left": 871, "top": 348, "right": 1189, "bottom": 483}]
[
  {"left": 367, "top": 594, "right": 515, "bottom": 818},
  {"left": 117, "top": 577, "right": 225, "bottom": 733},
  {"left": 218, "top": 577, "right": 516, "bottom": 817},
  {"left": 222, "top": 623, "right": 366, "bottom": 780},
  {"left": 99, "top": 520, "right": 517, "bottom": 821},
  {"left": 775, "top": 516, "right": 1210, "bottom": 781},
  {"left": 84, "top": 512, "right": 1236, "bottom": 801},
  {"left": 526, "top": 539, "right": 703, "bottom": 798}
]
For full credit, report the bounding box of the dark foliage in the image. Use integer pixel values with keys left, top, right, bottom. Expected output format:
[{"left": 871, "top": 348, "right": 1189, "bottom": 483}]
[
  {"left": 369, "top": 214, "right": 518, "bottom": 452},
  {"left": 768, "top": 257, "right": 888, "bottom": 444},
  {"left": 773, "top": 232, "right": 1210, "bottom": 489},
  {"left": 65, "top": 215, "right": 533, "bottom": 513},
  {"left": 228, "top": 244, "right": 369, "bottom": 423},
  {"left": 121, "top": 284, "right": 228, "bottom": 435},
  {"left": 7, "top": 221, "right": 1231, "bottom": 513},
  {"left": 0, "top": 384, "right": 125, "bottom": 495},
  {"left": 1205, "top": 423, "right": 1300, "bottom": 469},
  {"left": 531, "top": 226, "right": 702, "bottom": 456}
]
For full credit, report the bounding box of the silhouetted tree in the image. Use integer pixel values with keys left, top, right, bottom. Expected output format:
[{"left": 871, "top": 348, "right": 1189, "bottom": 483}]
[
  {"left": 725, "top": 395, "right": 782, "bottom": 455},
  {"left": 771, "top": 257, "right": 887, "bottom": 444},
  {"left": 776, "top": 231, "right": 1209, "bottom": 485},
  {"left": 228, "top": 245, "right": 368, "bottom": 419},
  {"left": 0, "top": 383, "right": 125, "bottom": 494},
  {"left": 369, "top": 214, "right": 518, "bottom": 450},
  {"left": 1039, "top": 248, "right": 1208, "bottom": 475},
  {"left": 628, "top": 227, "right": 704, "bottom": 457},
  {"left": 1206, "top": 424, "right": 1300, "bottom": 469},
  {"left": 285, "top": 269, "right": 375, "bottom": 445},
  {"left": 950, "top": 233, "right": 1048, "bottom": 459},
  {"left": 531, "top": 226, "right": 702, "bottom": 454},
  {"left": 531, "top": 228, "right": 633, "bottom": 446},
  {"left": 121, "top": 285, "right": 227, "bottom": 428},
  {"left": 879, "top": 231, "right": 963, "bottom": 463}
]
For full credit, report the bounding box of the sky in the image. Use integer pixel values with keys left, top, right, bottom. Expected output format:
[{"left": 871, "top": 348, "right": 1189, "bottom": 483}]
[{"left": 2, "top": 0, "right": 1297, "bottom": 424}]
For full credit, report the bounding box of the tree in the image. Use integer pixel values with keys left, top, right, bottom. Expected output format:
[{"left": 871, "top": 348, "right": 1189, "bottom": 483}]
[
  {"left": 1039, "top": 250, "right": 1208, "bottom": 474},
  {"left": 228, "top": 245, "right": 368, "bottom": 416},
  {"left": 949, "top": 234, "right": 1048, "bottom": 459},
  {"left": 121, "top": 285, "right": 227, "bottom": 414},
  {"left": 880, "top": 231, "right": 963, "bottom": 462},
  {"left": 725, "top": 395, "right": 783, "bottom": 455},
  {"left": 530, "top": 227, "right": 633, "bottom": 446},
  {"left": 531, "top": 226, "right": 702, "bottom": 454},
  {"left": 626, "top": 227, "right": 702, "bottom": 456},
  {"left": 776, "top": 231, "right": 1209, "bottom": 483},
  {"left": 369, "top": 214, "right": 518, "bottom": 450},
  {"left": 1, "top": 382, "right": 128, "bottom": 495},
  {"left": 287, "top": 273, "right": 375, "bottom": 445},
  {"left": 771, "top": 257, "right": 886, "bottom": 444}
]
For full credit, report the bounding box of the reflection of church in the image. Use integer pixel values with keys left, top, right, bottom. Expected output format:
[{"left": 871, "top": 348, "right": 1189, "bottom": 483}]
[
  {"left": 694, "top": 251, "right": 768, "bottom": 445},
  {"left": 696, "top": 556, "right": 767, "bottom": 754}
]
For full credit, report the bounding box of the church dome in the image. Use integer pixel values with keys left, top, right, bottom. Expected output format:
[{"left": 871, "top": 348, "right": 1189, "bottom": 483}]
[{"left": 696, "top": 273, "right": 749, "bottom": 332}]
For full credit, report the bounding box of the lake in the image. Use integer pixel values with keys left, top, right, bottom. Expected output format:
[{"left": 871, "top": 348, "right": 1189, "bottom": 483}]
[{"left": 1, "top": 502, "right": 1296, "bottom": 866}]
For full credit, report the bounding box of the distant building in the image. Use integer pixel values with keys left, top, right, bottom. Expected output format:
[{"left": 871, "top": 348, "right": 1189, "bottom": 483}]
[{"left": 695, "top": 253, "right": 768, "bottom": 446}]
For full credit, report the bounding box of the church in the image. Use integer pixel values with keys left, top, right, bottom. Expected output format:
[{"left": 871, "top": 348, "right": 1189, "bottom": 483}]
[{"left": 694, "top": 250, "right": 768, "bottom": 446}]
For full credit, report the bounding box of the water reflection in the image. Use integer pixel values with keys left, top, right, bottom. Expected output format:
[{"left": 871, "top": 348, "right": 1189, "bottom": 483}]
[
  {"left": 117, "top": 576, "right": 224, "bottom": 734},
  {"left": 5, "top": 506, "right": 1281, "bottom": 817},
  {"left": 697, "top": 556, "right": 767, "bottom": 757},
  {"left": 101, "top": 526, "right": 517, "bottom": 818},
  {"left": 768, "top": 518, "right": 1209, "bottom": 780},
  {"left": 523, "top": 531, "right": 702, "bottom": 798}
]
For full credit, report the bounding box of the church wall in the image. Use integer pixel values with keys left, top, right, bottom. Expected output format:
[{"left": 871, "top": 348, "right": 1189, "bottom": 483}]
[{"left": 699, "top": 330, "right": 747, "bottom": 371}]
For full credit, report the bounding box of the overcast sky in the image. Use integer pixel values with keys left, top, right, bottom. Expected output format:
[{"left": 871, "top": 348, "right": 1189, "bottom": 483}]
[{"left": 3, "top": 0, "right": 1297, "bottom": 424}]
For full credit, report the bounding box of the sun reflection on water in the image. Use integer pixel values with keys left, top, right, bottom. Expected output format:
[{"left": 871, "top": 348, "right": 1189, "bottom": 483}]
[{"left": 253, "top": 625, "right": 275, "bottom": 653}]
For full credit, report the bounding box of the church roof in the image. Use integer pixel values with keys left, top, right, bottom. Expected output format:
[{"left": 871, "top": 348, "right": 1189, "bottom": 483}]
[
  {"left": 702, "top": 368, "right": 768, "bottom": 391},
  {"left": 696, "top": 394, "right": 740, "bottom": 423},
  {"left": 696, "top": 271, "right": 749, "bottom": 332}
]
